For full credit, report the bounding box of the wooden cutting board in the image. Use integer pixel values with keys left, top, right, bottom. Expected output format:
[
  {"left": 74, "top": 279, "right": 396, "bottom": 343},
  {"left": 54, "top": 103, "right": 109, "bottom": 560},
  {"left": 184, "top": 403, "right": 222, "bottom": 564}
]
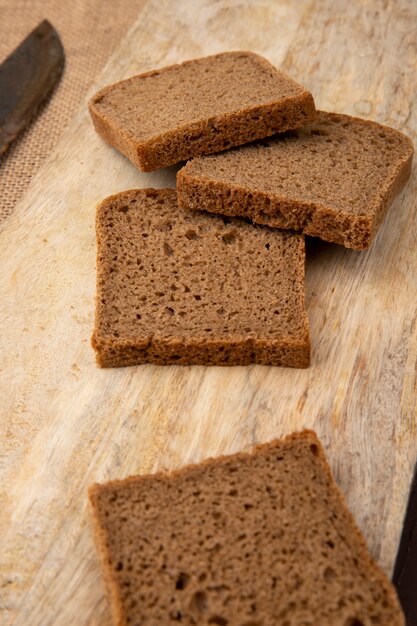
[{"left": 1, "top": 1, "right": 416, "bottom": 624}]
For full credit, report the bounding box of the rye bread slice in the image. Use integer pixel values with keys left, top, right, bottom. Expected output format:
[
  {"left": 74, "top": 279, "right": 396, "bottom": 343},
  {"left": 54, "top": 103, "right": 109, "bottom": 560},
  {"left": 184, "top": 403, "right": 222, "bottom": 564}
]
[
  {"left": 177, "top": 111, "right": 414, "bottom": 249},
  {"left": 88, "top": 51, "right": 316, "bottom": 172},
  {"left": 92, "top": 188, "right": 309, "bottom": 368},
  {"left": 89, "top": 430, "right": 404, "bottom": 626}
]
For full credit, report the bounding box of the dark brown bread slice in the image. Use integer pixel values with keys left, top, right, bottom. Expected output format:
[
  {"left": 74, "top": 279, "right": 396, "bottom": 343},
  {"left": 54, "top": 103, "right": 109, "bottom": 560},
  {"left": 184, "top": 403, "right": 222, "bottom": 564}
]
[
  {"left": 177, "top": 111, "right": 414, "bottom": 249},
  {"left": 89, "top": 430, "right": 404, "bottom": 626},
  {"left": 92, "top": 188, "right": 309, "bottom": 368},
  {"left": 88, "top": 51, "right": 316, "bottom": 171}
]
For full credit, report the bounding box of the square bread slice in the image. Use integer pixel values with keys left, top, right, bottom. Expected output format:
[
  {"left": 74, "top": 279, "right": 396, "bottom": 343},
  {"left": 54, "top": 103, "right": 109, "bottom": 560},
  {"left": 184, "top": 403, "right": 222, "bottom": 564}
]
[
  {"left": 89, "top": 430, "right": 404, "bottom": 626},
  {"left": 92, "top": 188, "right": 309, "bottom": 368},
  {"left": 177, "top": 111, "right": 414, "bottom": 249},
  {"left": 88, "top": 51, "right": 316, "bottom": 171}
]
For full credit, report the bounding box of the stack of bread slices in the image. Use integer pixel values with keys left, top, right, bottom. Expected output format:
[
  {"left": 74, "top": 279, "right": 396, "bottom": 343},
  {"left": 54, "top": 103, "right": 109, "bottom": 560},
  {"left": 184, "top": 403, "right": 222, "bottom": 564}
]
[{"left": 89, "top": 51, "right": 413, "bottom": 370}]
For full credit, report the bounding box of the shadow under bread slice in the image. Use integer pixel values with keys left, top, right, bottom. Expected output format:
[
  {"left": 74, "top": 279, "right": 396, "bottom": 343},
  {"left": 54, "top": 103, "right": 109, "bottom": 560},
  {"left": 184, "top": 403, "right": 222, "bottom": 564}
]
[
  {"left": 89, "top": 430, "right": 404, "bottom": 626},
  {"left": 92, "top": 188, "right": 309, "bottom": 368},
  {"left": 177, "top": 111, "right": 413, "bottom": 250}
]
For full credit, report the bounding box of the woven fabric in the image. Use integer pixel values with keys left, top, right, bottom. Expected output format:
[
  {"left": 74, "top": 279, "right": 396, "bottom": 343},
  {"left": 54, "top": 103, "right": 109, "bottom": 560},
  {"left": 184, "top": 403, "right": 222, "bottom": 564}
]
[{"left": 0, "top": 0, "right": 146, "bottom": 224}]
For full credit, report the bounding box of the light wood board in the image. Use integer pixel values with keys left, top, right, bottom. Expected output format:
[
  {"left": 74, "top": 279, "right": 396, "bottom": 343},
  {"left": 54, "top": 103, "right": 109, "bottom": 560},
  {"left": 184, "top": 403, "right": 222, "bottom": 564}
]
[{"left": 1, "top": 1, "right": 416, "bottom": 624}]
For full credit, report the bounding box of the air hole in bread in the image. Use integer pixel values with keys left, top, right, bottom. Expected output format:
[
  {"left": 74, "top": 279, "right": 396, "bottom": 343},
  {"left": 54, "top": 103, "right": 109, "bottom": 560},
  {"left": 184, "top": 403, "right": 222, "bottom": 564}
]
[
  {"left": 209, "top": 617, "right": 228, "bottom": 625},
  {"left": 185, "top": 229, "right": 200, "bottom": 240},
  {"left": 310, "top": 443, "right": 319, "bottom": 456},
  {"left": 191, "top": 591, "right": 208, "bottom": 613},
  {"left": 164, "top": 242, "right": 174, "bottom": 256},
  {"left": 157, "top": 218, "right": 172, "bottom": 231},
  {"left": 171, "top": 610, "right": 183, "bottom": 621},
  {"left": 324, "top": 566, "right": 336, "bottom": 580},
  {"left": 222, "top": 231, "right": 236, "bottom": 244},
  {"left": 175, "top": 572, "right": 190, "bottom": 590}
]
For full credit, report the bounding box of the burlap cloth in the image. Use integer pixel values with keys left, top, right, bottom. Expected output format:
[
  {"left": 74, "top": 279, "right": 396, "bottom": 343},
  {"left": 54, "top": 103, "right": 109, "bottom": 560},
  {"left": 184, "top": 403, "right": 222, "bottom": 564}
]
[{"left": 0, "top": 0, "right": 147, "bottom": 224}]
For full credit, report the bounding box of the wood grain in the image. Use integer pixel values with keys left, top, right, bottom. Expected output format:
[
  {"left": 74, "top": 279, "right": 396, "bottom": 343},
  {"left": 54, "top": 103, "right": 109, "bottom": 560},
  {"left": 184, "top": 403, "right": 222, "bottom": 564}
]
[{"left": 0, "top": 1, "right": 416, "bottom": 624}]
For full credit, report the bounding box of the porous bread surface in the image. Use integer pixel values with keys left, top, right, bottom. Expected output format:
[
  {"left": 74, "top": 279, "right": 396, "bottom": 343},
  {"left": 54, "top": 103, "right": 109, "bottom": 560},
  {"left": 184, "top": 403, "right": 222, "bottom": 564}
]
[
  {"left": 92, "top": 188, "right": 309, "bottom": 368},
  {"left": 88, "top": 51, "right": 316, "bottom": 171},
  {"left": 89, "top": 430, "right": 404, "bottom": 626},
  {"left": 177, "top": 111, "right": 414, "bottom": 249}
]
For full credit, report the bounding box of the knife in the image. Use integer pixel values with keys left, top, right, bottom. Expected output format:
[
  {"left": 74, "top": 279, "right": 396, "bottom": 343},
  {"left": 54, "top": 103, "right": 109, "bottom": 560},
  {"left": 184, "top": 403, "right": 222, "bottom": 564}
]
[
  {"left": 0, "top": 19, "right": 65, "bottom": 156},
  {"left": 393, "top": 461, "right": 417, "bottom": 626}
]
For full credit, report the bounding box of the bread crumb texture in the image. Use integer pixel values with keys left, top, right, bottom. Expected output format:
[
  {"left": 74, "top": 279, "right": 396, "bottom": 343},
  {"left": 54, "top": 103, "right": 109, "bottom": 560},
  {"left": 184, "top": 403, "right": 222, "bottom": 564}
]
[
  {"left": 92, "top": 188, "right": 309, "bottom": 368},
  {"left": 89, "top": 431, "right": 404, "bottom": 626},
  {"left": 177, "top": 111, "right": 413, "bottom": 249},
  {"left": 89, "top": 51, "right": 316, "bottom": 170}
]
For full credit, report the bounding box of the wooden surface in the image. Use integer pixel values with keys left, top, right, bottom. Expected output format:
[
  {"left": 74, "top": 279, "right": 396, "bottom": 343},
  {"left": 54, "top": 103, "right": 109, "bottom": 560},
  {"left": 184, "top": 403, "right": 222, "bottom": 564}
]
[{"left": 1, "top": 1, "right": 416, "bottom": 624}]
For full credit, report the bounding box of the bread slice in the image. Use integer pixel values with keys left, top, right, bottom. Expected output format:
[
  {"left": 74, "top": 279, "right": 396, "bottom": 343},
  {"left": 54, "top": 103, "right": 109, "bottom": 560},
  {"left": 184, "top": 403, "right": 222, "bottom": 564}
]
[
  {"left": 92, "top": 188, "right": 309, "bottom": 368},
  {"left": 89, "top": 430, "right": 404, "bottom": 626},
  {"left": 177, "top": 111, "right": 413, "bottom": 249},
  {"left": 88, "top": 51, "right": 316, "bottom": 172}
]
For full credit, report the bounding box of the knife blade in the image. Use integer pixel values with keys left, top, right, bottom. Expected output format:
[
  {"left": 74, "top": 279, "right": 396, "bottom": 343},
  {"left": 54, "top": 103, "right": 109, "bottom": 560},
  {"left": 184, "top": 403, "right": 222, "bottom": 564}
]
[
  {"left": 0, "top": 19, "right": 65, "bottom": 156},
  {"left": 393, "top": 460, "right": 417, "bottom": 626}
]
